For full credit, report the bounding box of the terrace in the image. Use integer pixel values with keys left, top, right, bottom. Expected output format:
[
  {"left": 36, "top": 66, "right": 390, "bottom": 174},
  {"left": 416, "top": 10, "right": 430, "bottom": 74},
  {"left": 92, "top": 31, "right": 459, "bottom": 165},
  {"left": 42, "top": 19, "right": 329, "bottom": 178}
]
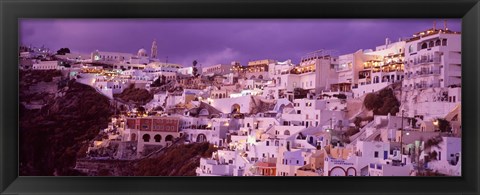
[{"left": 290, "top": 65, "right": 316, "bottom": 74}]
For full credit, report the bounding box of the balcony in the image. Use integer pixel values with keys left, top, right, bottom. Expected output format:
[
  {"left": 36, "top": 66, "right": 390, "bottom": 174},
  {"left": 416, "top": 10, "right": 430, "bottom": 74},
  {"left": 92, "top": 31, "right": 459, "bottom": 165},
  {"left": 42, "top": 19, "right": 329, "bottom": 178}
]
[
  {"left": 412, "top": 69, "right": 441, "bottom": 78},
  {"left": 413, "top": 58, "right": 441, "bottom": 66},
  {"left": 290, "top": 67, "right": 316, "bottom": 75},
  {"left": 414, "top": 82, "right": 440, "bottom": 89}
]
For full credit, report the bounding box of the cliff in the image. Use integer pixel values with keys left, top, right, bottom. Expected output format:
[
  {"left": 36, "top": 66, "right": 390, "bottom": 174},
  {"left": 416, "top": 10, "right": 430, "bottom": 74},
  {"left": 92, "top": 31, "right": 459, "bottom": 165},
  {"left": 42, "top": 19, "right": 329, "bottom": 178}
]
[{"left": 20, "top": 70, "right": 115, "bottom": 176}]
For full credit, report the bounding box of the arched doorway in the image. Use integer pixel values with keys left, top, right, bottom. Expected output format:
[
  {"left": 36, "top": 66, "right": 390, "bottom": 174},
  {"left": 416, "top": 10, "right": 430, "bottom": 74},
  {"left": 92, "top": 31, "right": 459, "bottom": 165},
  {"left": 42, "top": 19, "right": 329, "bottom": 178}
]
[
  {"left": 196, "top": 134, "right": 207, "bottom": 142},
  {"left": 154, "top": 134, "right": 162, "bottom": 142},
  {"left": 142, "top": 134, "right": 151, "bottom": 142},
  {"left": 231, "top": 104, "right": 241, "bottom": 114},
  {"left": 346, "top": 167, "right": 357, "bottom": 176},
  {"left": 329, "top": 166, "right": 347, "bottom": 176},
  {"left": 165, "top": 135, "right": 174, "bottom": 142}
]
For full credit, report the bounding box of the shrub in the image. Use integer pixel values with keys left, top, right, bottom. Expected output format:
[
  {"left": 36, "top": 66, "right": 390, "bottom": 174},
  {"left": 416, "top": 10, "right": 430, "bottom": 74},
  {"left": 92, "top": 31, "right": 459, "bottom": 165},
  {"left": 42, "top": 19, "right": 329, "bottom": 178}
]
[
  {"left": 435, "top": 118, "right": 451, "bottom": 132},
  {"left": 363, "top": 88, "right": 400, "bottom": 115},
  {"left": 115, "top": 85, "right": 153, "bottom": 104},
  {"left": 364, "top": 93, "right": 380, "bottom": 110},
  {"left": 337, "top": 94, "right": 347, "bottom": 99},
  {"left": 345, "top": 127, "right": 360, "bottom": 137}
]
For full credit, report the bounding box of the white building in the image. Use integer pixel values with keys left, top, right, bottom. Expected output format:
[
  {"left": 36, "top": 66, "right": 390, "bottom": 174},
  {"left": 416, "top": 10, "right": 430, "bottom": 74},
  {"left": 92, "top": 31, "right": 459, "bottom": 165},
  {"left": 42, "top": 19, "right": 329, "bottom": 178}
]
[
  {"left": 32, "top": 60, "right": 60, "bottom": 70},
  {"left": 403, "top": 25, "right": 461, "bottom": 91},
  {"left": 352, "top": 39, "right": 406, "bottom": 98},
  {"left": 202, "top": 64, "right": 233, "bottom": 75},
  {"left": 401, "top": 23, "right": 461, "bottom": 119},
  {"left": 425, "top": 136, "right": 461, "bottom": 176},
  {"left": 297, "top": 50, "right": 339, "bottom": 94}
]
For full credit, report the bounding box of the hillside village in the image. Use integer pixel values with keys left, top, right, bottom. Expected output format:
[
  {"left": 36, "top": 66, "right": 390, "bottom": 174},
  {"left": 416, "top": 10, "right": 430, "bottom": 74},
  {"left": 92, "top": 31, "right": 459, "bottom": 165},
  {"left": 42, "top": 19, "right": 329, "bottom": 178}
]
[{"left": 20, "top": 23, "right": 461, "bottom": 176}]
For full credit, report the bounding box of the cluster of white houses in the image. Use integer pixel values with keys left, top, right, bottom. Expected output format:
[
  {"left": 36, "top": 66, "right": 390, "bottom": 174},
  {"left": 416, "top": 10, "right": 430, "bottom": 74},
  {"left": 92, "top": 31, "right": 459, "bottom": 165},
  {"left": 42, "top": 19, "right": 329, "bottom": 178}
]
[{"left": 22, "top": 23, "right": 462, "bottom": 176}]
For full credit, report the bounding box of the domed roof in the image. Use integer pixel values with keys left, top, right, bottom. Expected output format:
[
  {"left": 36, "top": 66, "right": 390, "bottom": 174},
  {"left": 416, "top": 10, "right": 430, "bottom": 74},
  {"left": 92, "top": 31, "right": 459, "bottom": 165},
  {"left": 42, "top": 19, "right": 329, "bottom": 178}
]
[{"left": 137, "top": 48, "right": 147, "bottom": 57}]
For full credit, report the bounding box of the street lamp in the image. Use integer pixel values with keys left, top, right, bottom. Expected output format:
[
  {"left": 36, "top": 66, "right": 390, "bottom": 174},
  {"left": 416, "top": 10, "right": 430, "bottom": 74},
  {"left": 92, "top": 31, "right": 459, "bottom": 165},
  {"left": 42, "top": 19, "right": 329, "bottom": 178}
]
[{"left": 433, "top": 119, "right": 439, "bottom": 131}]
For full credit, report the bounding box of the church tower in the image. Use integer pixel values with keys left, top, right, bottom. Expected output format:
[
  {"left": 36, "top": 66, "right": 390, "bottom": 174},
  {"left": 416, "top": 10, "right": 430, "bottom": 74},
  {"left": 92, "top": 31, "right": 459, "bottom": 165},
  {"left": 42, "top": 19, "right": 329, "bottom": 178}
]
[{"left": 151, "top": 39, "right": 158, "bottom": 59}]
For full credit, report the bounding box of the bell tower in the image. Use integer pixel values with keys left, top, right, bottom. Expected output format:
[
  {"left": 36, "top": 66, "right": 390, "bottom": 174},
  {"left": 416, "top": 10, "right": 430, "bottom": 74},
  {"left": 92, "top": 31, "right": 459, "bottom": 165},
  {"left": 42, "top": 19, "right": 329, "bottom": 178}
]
[{"left": 151, "top": 39, "right": 158, "bottom": 59}]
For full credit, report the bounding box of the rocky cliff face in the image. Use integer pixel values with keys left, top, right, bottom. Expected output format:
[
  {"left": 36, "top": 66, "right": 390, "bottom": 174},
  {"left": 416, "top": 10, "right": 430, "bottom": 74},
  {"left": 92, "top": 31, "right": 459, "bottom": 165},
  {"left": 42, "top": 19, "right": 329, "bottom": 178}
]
[
  {"left": 134, "top": 142, "right": 217, "bottom": 176},
  {"left": 20, "top": 70, "right": 115, "bottom": 176},
  {"left": 75, "top": 142, "right": 217, "bottom": 176}
]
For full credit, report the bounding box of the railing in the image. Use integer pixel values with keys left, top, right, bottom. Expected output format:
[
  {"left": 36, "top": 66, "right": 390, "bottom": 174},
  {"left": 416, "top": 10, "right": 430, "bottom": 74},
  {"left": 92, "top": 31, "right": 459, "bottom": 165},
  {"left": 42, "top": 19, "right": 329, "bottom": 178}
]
[
  {"left": 411, "top": 70, "right": 441, "bottom": 78},
  {"left": 413, "top": 58, "right": 441, "bottom": 65},
  {"left": 413, "top": 82, "right": 441, "bottom": 89}
]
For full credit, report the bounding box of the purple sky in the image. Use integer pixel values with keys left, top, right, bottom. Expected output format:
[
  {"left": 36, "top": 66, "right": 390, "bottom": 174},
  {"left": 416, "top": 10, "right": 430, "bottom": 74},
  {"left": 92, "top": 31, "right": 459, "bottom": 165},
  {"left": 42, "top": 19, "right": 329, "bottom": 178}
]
[{"left": 20, "top": 19, "right": 461, "bottom": 66}]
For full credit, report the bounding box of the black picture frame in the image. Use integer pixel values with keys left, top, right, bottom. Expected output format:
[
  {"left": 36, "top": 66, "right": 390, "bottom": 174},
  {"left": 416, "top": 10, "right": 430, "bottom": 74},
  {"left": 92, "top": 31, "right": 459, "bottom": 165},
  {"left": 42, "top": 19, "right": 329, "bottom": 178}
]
[{"left": 1, "top": 0, "right": 479, "bottom": 194}]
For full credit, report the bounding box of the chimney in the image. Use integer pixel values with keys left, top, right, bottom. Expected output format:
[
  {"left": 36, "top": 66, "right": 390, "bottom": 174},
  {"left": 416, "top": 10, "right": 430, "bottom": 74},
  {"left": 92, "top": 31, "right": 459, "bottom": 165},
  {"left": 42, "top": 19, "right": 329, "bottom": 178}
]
[
  {"left": 433, "top": 20, "right": 437, "bottom": 30},
  {"left": 385, "top": 38, "right": 390, "bottom": 46},
  {"left": 444, "top": 19, "right": 448, "bottom": 30}
]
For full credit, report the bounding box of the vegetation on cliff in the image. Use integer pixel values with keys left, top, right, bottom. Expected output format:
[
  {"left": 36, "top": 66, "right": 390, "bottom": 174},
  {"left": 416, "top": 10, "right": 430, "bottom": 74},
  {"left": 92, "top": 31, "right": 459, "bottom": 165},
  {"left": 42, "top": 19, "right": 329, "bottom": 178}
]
[
  {"left": 363, "top": 88, "right": 400, "bottom": 116},
  {"left": 114, "top": 84, "right": 153, "bottom": 104}
]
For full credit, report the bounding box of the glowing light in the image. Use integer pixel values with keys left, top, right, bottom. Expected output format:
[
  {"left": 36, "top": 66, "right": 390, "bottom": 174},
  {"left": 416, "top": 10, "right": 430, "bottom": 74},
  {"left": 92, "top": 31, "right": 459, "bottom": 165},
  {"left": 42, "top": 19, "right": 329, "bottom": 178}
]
[{"left": 247, "top": 135, "right": 257, "bottom": 145}]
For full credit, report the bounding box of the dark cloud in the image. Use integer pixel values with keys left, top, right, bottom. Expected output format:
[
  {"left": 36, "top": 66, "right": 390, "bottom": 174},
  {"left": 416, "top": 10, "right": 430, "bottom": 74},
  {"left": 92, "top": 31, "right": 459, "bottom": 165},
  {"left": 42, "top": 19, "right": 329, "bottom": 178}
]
[{"left": 20, "top": 19, "right": 461, "bottom": 66}]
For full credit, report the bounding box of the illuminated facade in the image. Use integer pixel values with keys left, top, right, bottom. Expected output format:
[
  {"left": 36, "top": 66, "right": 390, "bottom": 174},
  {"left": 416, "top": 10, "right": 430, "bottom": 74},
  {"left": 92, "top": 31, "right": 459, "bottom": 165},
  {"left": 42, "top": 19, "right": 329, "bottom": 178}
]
[
  {"left": 403, "top": 23, "right": 461, "bottom": 90},
  {"left": 123, "top": 116, "right": 181, "bottom": 153},
  {"left": 352, "top": 39, "right": 406, "bottom": 98},
  {"left": 245, "top": 59, "right": 276, "bottom": 80}
]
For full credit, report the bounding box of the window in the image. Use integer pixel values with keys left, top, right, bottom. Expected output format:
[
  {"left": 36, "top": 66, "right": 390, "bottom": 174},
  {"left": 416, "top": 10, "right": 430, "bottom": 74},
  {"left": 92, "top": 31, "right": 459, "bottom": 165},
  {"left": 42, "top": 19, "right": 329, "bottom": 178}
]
[
  {"left": 266, "top": 141, "right": 270, "bottom": 146},
  {"left": 442, "top": 39, "right": 447, "bottom": 46},
  {"left": 421, "top": 42, "right": 428, "bottom": 49},
  {"left": 374, "top": 151, "right": 379, "bottom": 158},
  {"left": 142, "top": 134, "right": 151, "bottom": 142},
  {"left": 154, "top": 134, "right": 161, "bottom": 142}
]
